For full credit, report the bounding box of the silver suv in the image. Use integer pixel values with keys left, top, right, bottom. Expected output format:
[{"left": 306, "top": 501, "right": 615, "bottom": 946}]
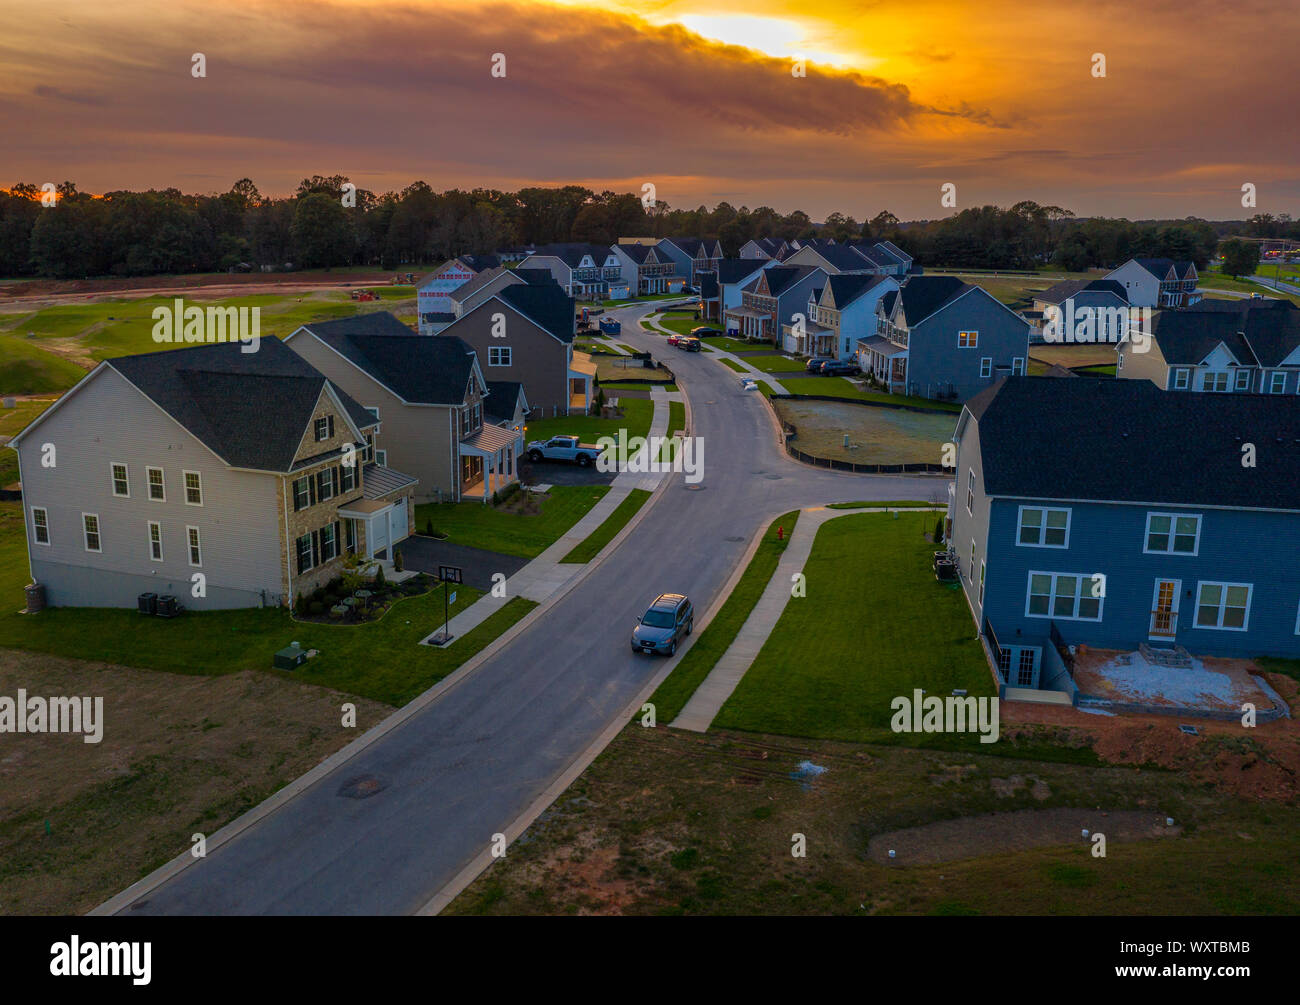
[{"left": 631, "top": 593, "right": 694, "bottom": 656}]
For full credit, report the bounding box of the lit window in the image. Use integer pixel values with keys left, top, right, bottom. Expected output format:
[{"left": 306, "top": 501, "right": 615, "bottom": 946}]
[{"left": 958, "top": 331, "right": 978, "bottom": 348}]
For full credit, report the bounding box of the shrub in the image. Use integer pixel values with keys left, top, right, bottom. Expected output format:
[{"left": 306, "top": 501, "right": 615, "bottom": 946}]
[
  {"left": 295, "top": 592, "right": 307, "bottom": 616},
  {"left": 934, "top": 518, "right": 944, "bottom": 544},
  {"left": 374, "top": 564, "right": 387, "bottom": 588},
  {"left": 308, "top": 601, "right": 325, "bottom": 616},
  {"left": 394, "top": 547, "right": 404, "bottom": 572},
  {"left": 425, "top": 518, "right": 434, "bottom": 536}
]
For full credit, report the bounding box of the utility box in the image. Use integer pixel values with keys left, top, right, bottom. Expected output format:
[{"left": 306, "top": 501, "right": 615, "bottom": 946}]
[
  {"left": 274, "top": 642, "right": 308, "bottom": 671},
  {"left": 138, "top": 592, "right": 158, "bottom": 615}
]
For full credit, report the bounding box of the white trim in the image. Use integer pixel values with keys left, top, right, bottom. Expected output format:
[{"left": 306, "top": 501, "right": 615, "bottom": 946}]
[
  {"left": 1025, "top": 569, "right": 1104, "bottom": 622},
  {"left": 979, "top": 356, "right": 992, "bottom": 378},
  {"left": 148, "top": 520, "right": 164, "bottom": 563},
  {"left": 1171, "top": 367, "right": 1190, "bottom": 390},
  {"left": 1016, "top": 504, "right": 1072, "bottom": 548},
  {"left": 1148, "top": 577, "right": 1181, "bottom": 639},
  {"left": 187, "top": 525, "right": 202, "bottom": 567},
  {"left": 966, "top": 468, "right": 975, "bottom": 516},
  {"left": 1011, "top": 356, "right": 1025, "bottom": 376},
  {"left": 183, "top": 469, "right": 204, "bottom": 507},
  {"left": 958, "top": 330, "right": 979, "bottom": 349},
  {"left": 110, "top": 461, "right": 130, "bottom": 498},
  {"left": 31, "top": 506, "right": 50, "bottom": 546},
  {"left": 82, "top": 512, "right": 102, "bottom": 554},
  {"left": 1143, "top": 511, "right": 1201, "bottom": 556},
  {"left": 146, "top": 465, "right": 166, "bottom": 502},
  {"left": 488, "top": 346, "right": 512, "bottom": 367},
  {"left": 1193, "top": 581, "right": 1252, "bottom": 632}
]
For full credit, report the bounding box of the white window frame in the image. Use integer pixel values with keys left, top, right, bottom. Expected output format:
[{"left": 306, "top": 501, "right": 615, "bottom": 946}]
[
  {"left": 319, "top": 523, "right": 337, "bottom": 563},
  {"left": 978, "top": 561, "right": 986, "bottom": 606},
  {"left": 966, "top": 469, "right": 975, "bottom": 516},
  {"left": 968, "top": 538, "right": 976, "bottom": 582},
  {"left": 979, "top": 357, "right": 992, "bottom": 378},
  {"left": 1171, "top": 368, "right": 1189, "bottom": 390},
  {"left": 110, "top": 461, "right": 130, "bottom": 498},
  {"left": 365, "top": 406, "right": 380, "bottom": 421},
  {"left": 957, "top": 330, "right": 978, "bottom": 349},
  {"left": 375, "top": 449, "right": 388, "bottom": 467},
  {"left": 1011, "top": 357, "right": 1025, "bottom": 376},
  {"left": 148, "top": 520, "right": 163, "bottom": 562},
  {"left": 1143, "top": 511, "right": 1201, "bottom": 556},
  {"left": 82, "top": 512, "right": 102, "bottom": 554},
  {"left": 183, "top": 470, "right": 203, "bottom": 507},
  {"left": 187, "top": 525, "right": 202, "bottom": 567},
  {"left": 1016, "top": 505, "right": 1072, "bottom": 548},
  {"left": 488, "top": 346, "right": 512, "bottom": 366},
  {"left": 1235, "top": 368, "right": 1251, "bottom": 391},
  {"left": 1268, "top": 370, "right": 1286, "bottom": 394},
  {"left": 147, "top": 466, "right": 166, "bottom": 502},
  {"left": 1194, "top": 581, "right": 1252, "bottom": 632},
  {"left": 314, "top": 416, "right": 332, "bottom": 442},
  {"left": 316, "top": 468, "right": 335, "bottom": 503},
  {"left": 1025, "top": 570, "right": 1105, "bottom": 622},
  {"left": 1203, "top": 371, "right": 1229, "bottom": 393},
  {"left": 31, "top": 506, "right": 50, "bottom": 546}
]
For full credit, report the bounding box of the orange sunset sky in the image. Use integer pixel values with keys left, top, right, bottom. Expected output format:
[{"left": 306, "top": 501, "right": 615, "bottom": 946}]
[{"left": 1, "top": 0, "right": 1296, "bottom": 218}]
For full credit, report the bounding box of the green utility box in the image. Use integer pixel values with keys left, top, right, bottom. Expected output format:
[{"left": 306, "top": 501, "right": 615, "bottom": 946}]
[{"left": 273, "top": 643, "right": 308, "bottom": 671}]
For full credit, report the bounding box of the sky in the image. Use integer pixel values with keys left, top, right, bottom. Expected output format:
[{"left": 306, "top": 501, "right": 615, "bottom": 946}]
[{"left": 1, "top": 0, "right": 1296, "bottom": 220}]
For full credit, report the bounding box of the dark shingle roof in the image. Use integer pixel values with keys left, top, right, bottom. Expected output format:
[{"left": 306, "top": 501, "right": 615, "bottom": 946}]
[
  {"left": 485, "top": 380, "right": 526, "bottom": 423},
  {"left": 1132, "top": 258, "right": 1197, "bottom": 280},
  {"left": 826, "top": 273, "right": 889, "bottom": 308},
  {"left": 1036, "top": 278, "right": 1128, "bottom": 305},
  {"left": 497, "top": 284, "right": 575, "bottom": 343},
  {"left": 1146, "top": 300, "right": 1300, "bottom": 367},
  {"left": 458, "top": 254, "right": 501, "bottom": 272},
  {"left": 109, "top": 337, "right": 376, "bottom": 473},
  {"left": 515, "top": 267, "right": 559, "bottom": 286},
  {"left": 714, "top": 258, "right": 764, "bottom": 284},
  {"left": 699, "top": 273, "right": 719, "bottom": 299},
  {"left": 305, "top": 312, "right": 416, "bottom": 337},
  {"left": 749, "top": 265, "right": 820, "bottom": 298},
  {"left": 301, "top": 318, "right": 479, "bottom": 404},
  {"left": 966, "top": 377, "right": 1300, "bottom": 510},
  {"left": 895, "top": 276, "right": 971, "bottom": 326},
  {"left": 532, "top": 243, "right": 613, "bottom": 268}
]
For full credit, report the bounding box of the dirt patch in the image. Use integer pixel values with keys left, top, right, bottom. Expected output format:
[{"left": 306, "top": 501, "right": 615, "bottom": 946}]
[
  {"left": 0, "top": 649, "right": 391, "bottom": 915},
  {"left": 774, "top": 398, "right": 956, "bottom": 466},
  {"left": 990, "top": 775, "right": 1052, "bottom": 800},
  {"left": 867, "top": 808, "right": 1178, "bottom": 866},
  {"left": 0, "top": 270, "right": 404, "bottom": 306}
]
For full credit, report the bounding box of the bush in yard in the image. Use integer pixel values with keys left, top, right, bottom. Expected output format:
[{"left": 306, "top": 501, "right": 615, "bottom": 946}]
[
  {"left": 308, "top": 601, "right": 325, "bottom": 616},
  {"left": 375, "top": 564, "right": 386, "bottom": 588},
  {"left": 934, "top": 518, "right": 945, "bottom": 545},
  {"left": 425, "top": 517, "right": 434, "bottom": 536},
  {"left": 295, "top": 592, "right": 307, "bottom": 616},
  {"left": 394, "top": 547, "right": 404, "bottom": 572}
]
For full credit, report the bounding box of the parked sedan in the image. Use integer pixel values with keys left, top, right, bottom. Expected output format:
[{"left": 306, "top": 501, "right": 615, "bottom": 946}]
[
  {"left": 666, "top": 333, "right": 681, "bottom": 345},
  {"left": 819, "top": 360, "right": 861, "bottom": 377},
  {"left": 691, "top": 326, "right": 722, "bottom": 338},
  {"left": 806, "top": 356, "right": 835, "bottom": 373},
  {"left": 631, "top": 593, "right": 694, "bottom": 656}
]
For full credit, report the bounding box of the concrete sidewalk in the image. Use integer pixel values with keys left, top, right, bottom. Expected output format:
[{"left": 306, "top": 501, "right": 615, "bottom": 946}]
[
  {"left": 422, "top": 391, "right": 671, "bottom": 645},
  {"left": 639, "top": 313, "right": 788, "bottom": 393},
  {"left": 670, "top": 506, "right": 834, "bottom": 731}
]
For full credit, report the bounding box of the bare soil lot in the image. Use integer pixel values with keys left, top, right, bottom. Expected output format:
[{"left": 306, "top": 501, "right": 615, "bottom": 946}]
[
  {"left": 774, "top": 399, "right": 956, "bottom": 466},
  {"left": 0, "top": 649, "right": 391, "bottom": 914}
]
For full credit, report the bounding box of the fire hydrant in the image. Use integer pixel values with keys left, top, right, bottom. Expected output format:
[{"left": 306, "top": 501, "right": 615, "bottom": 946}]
[{"left": 777, "top": 526, "right": 784, "bottom": 541}]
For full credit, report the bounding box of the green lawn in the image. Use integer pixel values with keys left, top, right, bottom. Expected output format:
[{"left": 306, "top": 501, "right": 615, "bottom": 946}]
[
  {"left": 1198, "top": 270, "right": 1300, "bottom": 305},
  {"left": 524, "top": 396, "right": 653, "bottom": 448},
  {"left": 752, "top": 354, "right": 809, "bottom": 372},
  {"left": 415, "top": 485, "right": 611, "bottom": 559},
  {"left": 826, "top": 500, "right": 943, "bottom": 509},
  {"left": 717, "top": 357, "right": 747, "bottom": 373},
  {"left": 712, "top": 511, "right": 993, "bottom": 742},
  {"left": 648, "top": 512, "right": 799, "bottom": 723},
  {"left": 596, "top": 382, "right": 677, "bottom": 392},
  {"left": 706, "top": 337, "right": 765, "bottom": 354},
  {"left": 0, "top": 502, "right": 533, "bottom": 706},
  {"left": 656, "top": 312, "right": 706, "bottom": 337},
  {"left": 776, "top": 376, "right": 962, "bottom": 412},
  {"left": 0, "top": 398, "right": 56, "bottom": 484},
  {"left": 560, "top": 489, "right": 652, "bottom": 564}
]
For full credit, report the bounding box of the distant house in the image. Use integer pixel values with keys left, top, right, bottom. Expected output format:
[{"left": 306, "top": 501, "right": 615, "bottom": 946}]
[
  {"left": 9, "top": 338, "right": 416, "bottom": 609},
  {"left": 783, "top": 273, "right": 899, "bottom": 359},
  {"left": 949, "top": 377, "right": 1300, "bottom": 691},
  {"left": 285, "top": 312, "right": 521, "bottom": 504},
  {"left": 782, "top": 241, "right": 912, "bottom": 277},
  {"left": 724, "top": 265, "right": 826, "bottom": 345},
  {"left": 1105, "top": 258, "right": 1202, "bottom": 309},
  {"left": 612, "top": 242, "right": 682, "bottom": 296},
  {"left": 1031, "top": 278, "right": 1130, "bottom": 344},
  {"left": 447, "top": 265, "right": 559, "bottom": 321},
  {"left": 437, "top": 282, "right": 586, "bottom": 416},
  {"left": 655, "top": 237, "right": 724, "bottom": 285},
  {"left": 1116, "top": 298, "right": 1300, "bottom": 393},
  {"left": 417, "top": 255, "right": 502, "bottom": 334},
  {"left": 739, "top": 237, "right": 791, "bottom": 261},
  {"left": 697, "top": 258, "right": 767, "bottom": 322},
  {"left": 526, "top": 244, "right": 625, "bottom": 300},
  {"left": 858, "top": 276, "right": 1030, "bottom": 401}
]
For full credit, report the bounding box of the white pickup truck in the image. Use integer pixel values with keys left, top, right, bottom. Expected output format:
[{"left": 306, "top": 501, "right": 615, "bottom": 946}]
[{"left": 526, "top": 435, "right": 603, "bottom": 466}]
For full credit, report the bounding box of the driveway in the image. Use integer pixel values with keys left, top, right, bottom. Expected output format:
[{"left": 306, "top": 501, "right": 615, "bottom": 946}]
[
  {"left": 121, "top": 299, "right": 945, "bottom": 915},
  {"left": 397, "top": 536, "right": 529, "bottom": 591}
]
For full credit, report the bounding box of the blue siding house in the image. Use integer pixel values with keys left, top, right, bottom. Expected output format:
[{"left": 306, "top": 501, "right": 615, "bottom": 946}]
[
  {"left": 859, "top": 277, "right": 1030, "bottom": 402},
  {"left": 948, "top": 378, "right": 1300, "bottom": 687}
]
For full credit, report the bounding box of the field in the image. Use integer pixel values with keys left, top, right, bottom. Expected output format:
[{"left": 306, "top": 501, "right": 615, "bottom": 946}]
[
  {"left": 773, "top": 376, "right": 963, "bottom": 412},
  {"left": 522, "top": 396, "right": 653, "bottom": 448},
  {"left": 774, "top": 399, "right": 956, "bottom": 466},
  {"left": 1028, "top": 344, "right": 1119, "bottom": 369}
]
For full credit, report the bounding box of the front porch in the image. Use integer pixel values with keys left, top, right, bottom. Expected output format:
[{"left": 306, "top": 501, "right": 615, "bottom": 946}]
[
  {"left": 568, "top": 352, "right": 597, "bottom": 414},
  {"left": 338, "top": 463, "right": 417, "bottom": 560},
  {"left": 459, "top": 423, "right": 523, "bottom": 502},
  {"left": 856, "top": 335, "right": 908, "bottom": 392},
  {"left": 725, "top": 307, "right": 770, "bottom": 342}
]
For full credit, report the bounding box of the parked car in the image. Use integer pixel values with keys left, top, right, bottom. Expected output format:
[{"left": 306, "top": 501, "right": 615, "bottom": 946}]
[
  {"left": 691, "top": 326, "right": 722, "bottom": 337},
  {"left": 599, "top": 317, "right": 621, "bottom": 335},
  {"left": 819, "top": 360, "right": 861, "bottom": 377},
  {"left": 631, "top": 593, "right": 694, "bottom": 656},
  {"left": 678, "top": 337, "right": 702, "bottom": 351},
  {"left": 666, "top": 333, "right": 681, "bottom": 345},
  {"left": 526, "top": 435, "right": 603, "bottom": 466},
  {"left": 739, "top": 375, "right": 759, "bottom": 391},
  {"left": 806, "top": 356, "right": 835, "bottom": 373}
]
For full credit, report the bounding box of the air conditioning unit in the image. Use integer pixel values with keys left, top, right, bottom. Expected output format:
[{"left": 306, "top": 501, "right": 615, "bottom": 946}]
[
  {"left": 138, "top": 592, "right": 158, "bottom": 615},
  {"left": 156, "top": 595, "right": 180, "bottom": 618}
]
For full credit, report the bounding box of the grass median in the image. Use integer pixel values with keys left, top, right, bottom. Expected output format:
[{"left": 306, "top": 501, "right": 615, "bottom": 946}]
[{"left": 560, "top": 488, "right": 652, "bottom": 564}]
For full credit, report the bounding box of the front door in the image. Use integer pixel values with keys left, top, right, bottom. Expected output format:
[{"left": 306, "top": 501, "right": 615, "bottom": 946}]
[{"left": 1149, "top": 579, "right": 1180, "bottom": 639}]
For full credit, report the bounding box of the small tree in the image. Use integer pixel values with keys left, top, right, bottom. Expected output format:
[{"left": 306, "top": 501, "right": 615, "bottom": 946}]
[
  {"left": 933, "top": 518, "right": 945, "bottom": 545},
  {"left": 1219, "top": 238, "right": 1260, "bottom": 279},
  {"left": 374, "top": 564, "right": 387, "bottom": 589},
  {"left": 393, "top": 547, "right": 404, "bottom": 573},
  {"left": 425, "top": 517, "right": 434, "bottom": 536}
]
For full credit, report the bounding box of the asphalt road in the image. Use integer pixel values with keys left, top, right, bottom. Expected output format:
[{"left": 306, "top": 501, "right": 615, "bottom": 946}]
[{"left": 124, "top": 300, "right": 951, "bottom": 915}]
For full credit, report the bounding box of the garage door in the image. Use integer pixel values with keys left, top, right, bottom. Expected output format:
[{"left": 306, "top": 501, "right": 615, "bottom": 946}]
[
  {"left": 370, "top": 511, "right": 389, "bottom": 557},
  {"left": 388, "top": 497, "right": 408, "bottom": 546}
]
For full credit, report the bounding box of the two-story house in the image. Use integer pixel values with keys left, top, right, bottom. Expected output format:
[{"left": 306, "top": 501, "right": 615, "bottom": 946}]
[
  {"left": 612, "top": 242, "right": 681, "bottom": 296},
  {"left": 781, "top": 240, "right": 912, "bottom": 278},
  {"left": 9, "top": 338, "right": 417, "bottom": 610},
  {"left": 654, "top": 237, "right": 724, "bottom": 286},
  {"left": 724, "top": 265, "right": 826, "bottom": 346},
  {"left": 783, "top": 273, "right": 899, "bottom": 358},
  {"left": 436, "top": 282, "right": 585, "bottom": 416},
  {"left": 948, "top": 377, "right": 1300, "bottom": 689},
  {"left": 1105, "top": 258, "right": 1202, "bottom": 309},
  {"left": 1030, "top": 278, "right": 1130, "bottom": 344},
  {"left": 526, "top": 244, "right": 625, "bottom": 300},
  {"left": 285, "top": 312, "right": 521, "bottom": 504},
  {"left": 1116, "top": 298, "right": 1300, "bottom": 393},
  {"left": 739, "top": 237, "right": 792, "bottom": 261},
  {"left": 417, "top": 254, "right": 502, "bottom": 334},
  {"left": 697, "top": 258, "right": 767, "bottom": 322},
  {"left": 858, "top": 277, "right": 1030, "bottom": 401}
]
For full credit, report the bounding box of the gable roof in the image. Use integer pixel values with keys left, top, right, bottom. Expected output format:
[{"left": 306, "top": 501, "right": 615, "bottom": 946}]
[
  {"left": 1036, "top": 278, "right": 1128, "bottom": 306},
  {"left": 1130, "top": 257, "right": 1197, "bottom": 281},
  {"left": 892, "top": 275, "right": 972, "bottom": 326},
  {"left": 875, "top": 240, "right": 912, "bottom": 264},
  {"left": 296, "top": 318, "right": 480, "bottom": 405},
  {"left": 485, "top": 380, "right": 527, "bottom": 423},
  {"left": 300, "top": 311, "right": 416, "bottom": 338},
  {"left": 698, "top": 273, "right": 719, "bottom": 299},
  {"left": 966, "top": 377, "right": 1300, "bottom": 510},
  {"left": 1144, "top": 299, "right": 1300, "bottom": 367},
  {"left": 102, "top": 337, "right": 376, "bottom": 473},
  {"left": 450, "top": 265, "right": 520, "bottom": 304},
  {"left": 825, "top": 273, "right": 891, "bottom": 309},
  {"left": 712, "top": 258, "right": 765, "bottom": 284},
  {"left": 515, "top": 267, "right": 560, "bottom": 286},
  {"left": 457, "top": 254, "right": 501, "bottom": 273},
  {"left": 496, "top": 283, "right": 576, "bottom": 343},
  {"left": 531, "top": 243, "right": 615, "bottom": 268},
  {"left": 747, "top": 265, "right": 821, "bottom": 298}
]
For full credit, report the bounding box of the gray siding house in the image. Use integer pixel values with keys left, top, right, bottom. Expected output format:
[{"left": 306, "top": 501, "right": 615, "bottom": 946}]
[{"left": 10, "top": 338, "right": 417, "bottom": 610}]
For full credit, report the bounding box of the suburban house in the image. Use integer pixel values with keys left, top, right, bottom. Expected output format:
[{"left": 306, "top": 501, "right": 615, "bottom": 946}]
[
  {"left": 612, "top": 242, "right": 682, "bottom": 295},
  {"left": 739, "top": 236, "right": 792, "bottom": 261},
  {"left": 782, "top": 273, "right": 899, "bottom": 359},
  {"left": 526, "top": 244, "right": 626, "bottom": 300},
  {"left": 948, "top": 377, "right": 1300, "bottom": 691},
  {"left": 1030, "top": 278, "right": 1130, "bottom": 344},
  {"left": 654, "top": 237, "right": 724, "bottom": 285},
  {"left": 858, "top": 276, "right": 1030, "bottom": 401},
  {"left": 724, "top": 265, "right": 827, "bottom": 345},
  {"left": 782, "top": 240, "right": 912, "bottom": 277},
  {"left": 1105, "top": 258, "right": 1202, "bottom": 309},
  {"left": 285, "top": 313, "right": 522, "bottom": 504},
  {"left": 436, "top": 282, "right": 588, "bottom": 416},
  {"left": 446, "top": 264, "right": 560, "bottom": 321},
  {"left": 417, "top": 254, "right": 502, "bottom": 334},
  {"left": 1116, "top": 298, "right": 1300, "bottom": 393},
  {"left": 697, "top": 258, "right": 767, "bottom": 321},
  {"left": 9, "top": 338, "right": 416, "bottom": 611},
  {"left": 486, "top": 380, "right": 529, "bottom": 430}
]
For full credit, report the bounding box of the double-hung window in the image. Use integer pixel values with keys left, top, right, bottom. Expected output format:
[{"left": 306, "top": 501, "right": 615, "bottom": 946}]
[
  {"left": 966, "top": 470, "right": 975, "bottom": 515},
  {"left": 1011, "top": 357, "right": 1025, "bottom": 376},
  {"left": 83, "top": 513, "right": 101, "bottom": 553},
  {"left": 1018, "top": 506, "right": 1070, "bottom": 547},
  {"left": 1172, "top": 368, "right": 1190, "bottom": 390},
  {"left": 184, "top": 471, "right": 203, "bottom": 506},
  {"left": 1269, "top": 371, "right": 1287, "bottom": 394},
  {"left": 319, "top": 524, "right": 337, "bottom": 563},
  {"left": 149, "top": 521, "right": 163, "bottom": 562},
  {"left": 293, "top": 475, "right": 312, "bottom": 511},
  {"left": 1026, "top": 571, "right": 1104, "bottom": 621},
  {"left": 1195, "top": 582, "right": 1251, "bottom": 631},
  {"left": 1235, "top": 369, "right": 1251, "bottom": 391},
  {"left": 147, "top": 466, "right": 165, "bottom": 501},
  {"left": 111, "top": 462, "right": 130, "bottom": 497},
  {"left": 32, "top": 507, "right": 49, "bottom": 545},
  {"left": 315, "top": 415, "right": 335, "bottom": 442},
  {"left": 1145, "top": 512, "right": 1200, "bottom": 555},
  {"left": 979, "top": 357, "right": 992, "bottom": 378},
  {"left": 187, "top": 526, "right": 202, "bottom": 567}
]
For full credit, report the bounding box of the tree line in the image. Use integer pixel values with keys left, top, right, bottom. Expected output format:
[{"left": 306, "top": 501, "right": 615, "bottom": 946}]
[{"left": 0, "top": 176, "right": 1292, "bottom": 279}]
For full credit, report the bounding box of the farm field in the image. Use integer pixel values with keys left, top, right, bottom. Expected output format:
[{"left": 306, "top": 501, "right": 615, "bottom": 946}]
[{"left": 774, "top": 399, "right": 956, "bottom": 466}]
